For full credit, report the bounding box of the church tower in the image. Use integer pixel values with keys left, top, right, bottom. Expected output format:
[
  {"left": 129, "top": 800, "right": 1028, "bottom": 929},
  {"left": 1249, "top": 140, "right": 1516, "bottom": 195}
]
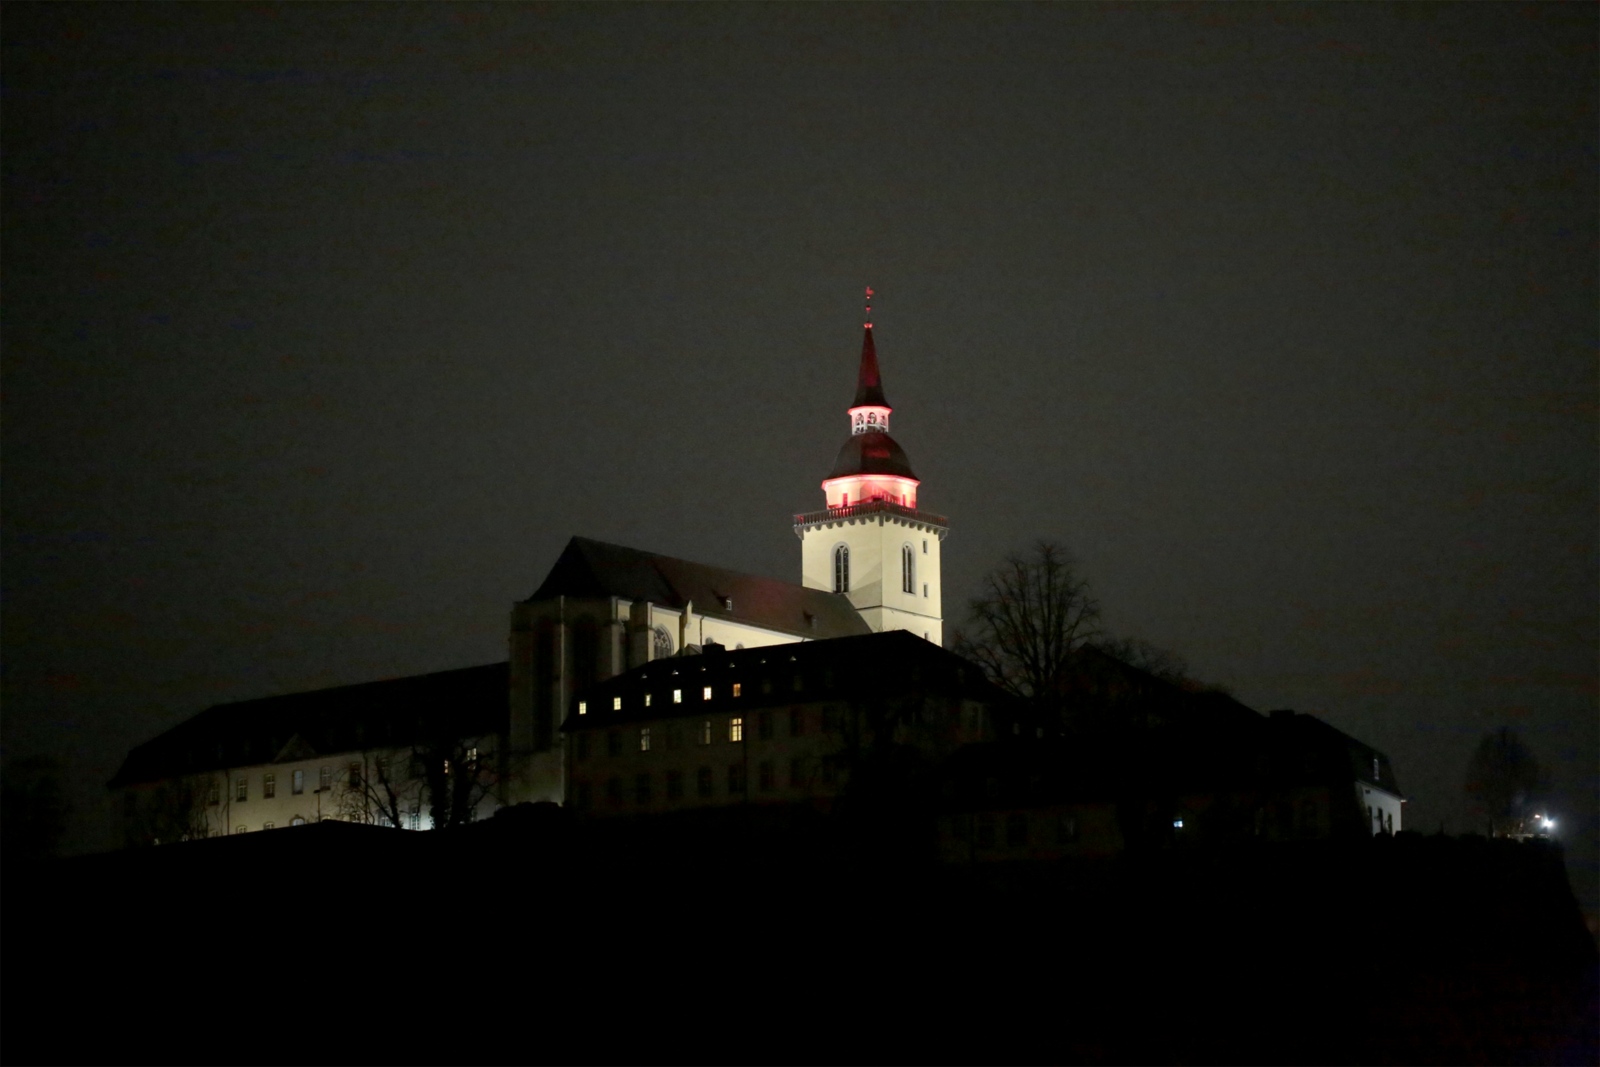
[{"left": 795, "top": 292, "right": 948, "bottom": 644}]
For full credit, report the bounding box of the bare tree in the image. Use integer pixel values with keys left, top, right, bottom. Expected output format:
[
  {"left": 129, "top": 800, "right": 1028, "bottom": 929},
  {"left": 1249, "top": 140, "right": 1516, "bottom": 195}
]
[
  {"left": 1089, "top": 635, "right": 1193, "bottom": 688},
  {"left": 951, "top": 541, "right": 1102, "bottom": 727},
  {"left": 123, "top": 774, "right": 218, "bottom": 846},
  {"left": 335, "top": 736, "right": 498, "bottom": 831},
  {"left": 1464, "top": 727, "right": 1543, "bottom": 837}
]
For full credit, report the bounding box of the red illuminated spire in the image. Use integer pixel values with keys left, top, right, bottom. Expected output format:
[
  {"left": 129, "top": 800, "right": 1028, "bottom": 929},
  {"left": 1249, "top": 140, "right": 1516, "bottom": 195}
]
[{"left": 853, "top": 288, "right": 888, "bottom": 410}]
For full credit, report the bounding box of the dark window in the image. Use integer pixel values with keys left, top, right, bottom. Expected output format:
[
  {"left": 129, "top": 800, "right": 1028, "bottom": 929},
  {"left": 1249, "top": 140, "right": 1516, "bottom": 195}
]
[
  {"left": 347, "top": 762, "right": 361, "bottom": 788},
  {"left": 666, "top": 770, "right": 683, "bottom": 801},
  {"left": 665, "top": 722, "right": 681, "bottom": 749},
  {"left": 606, "top": 777, "right": 623, "bottom": 805},
  {"left": 833, "top": 545, "right": 849, "bottom": 593},
  {"left": 728, "top": 764, "right": 747, "bottom": 795},
  {"left": 206, "top": 778, "right": 220, "bottom": 806},
  {"left": 977, "top": 814, "right": 997, "bottom": 848},
  {"left": 758, "top": 761, "right": 775, "bottom": 792},
  {"left": 534, "top": 622, "right": 556, "bottom": 752},
  {"left": 635, "top": 773, "right": 651, "bottom": 805},
  {"left": 291, "top": 770, "right": 304, "bottom": 796},
  {"left": 263, "top": 773, "right": 276, "bottom": 799},
  {"left": 823, "top": 706, "right": 840, "bottom": 734},
  {"left": 789, "top": 756, "right": 805, "bottom": 788},
  {"left": 575, "top": 782, "right": 592, "bottom": 811},
  {"left": 607, "top": 730, "right": 622, "bottom": 758},
  {"left": 1057, "top": 814, "right": 1078, "bottom": 844},
  {"left": 573, "top": 618, "right": 599, "bottom": 690},
  {"left": 789, "top": 707, "right": 805, "bottom": 737},
  {"left": 697, "top": 767, "right": 714, "bottom": 799},
  {"left": 902, "top": 544, "right": 915, "bottom": 593},
  {"left": 1006, "top": 813, "right": 1028, "bottom": 847},
  {"left": 576, "top": 733, "right": 590, "bottom": 761},
  {"left": 652, "top": 625, "right": 674, "bottom": 659},
  {"left": 758, "top": 711, "right": 773, "bottom": 740}
]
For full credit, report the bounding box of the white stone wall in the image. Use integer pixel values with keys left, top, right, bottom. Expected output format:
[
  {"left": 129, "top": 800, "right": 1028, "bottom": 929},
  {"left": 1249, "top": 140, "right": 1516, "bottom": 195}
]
[{"left": 800, "top": 512, "right": 944, "bottom": 645}]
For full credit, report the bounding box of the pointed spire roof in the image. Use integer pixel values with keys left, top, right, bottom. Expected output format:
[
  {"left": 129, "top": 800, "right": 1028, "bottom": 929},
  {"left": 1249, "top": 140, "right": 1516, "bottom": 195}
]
[{"left": 852, "top": 325, "right": 889, "bottom": 408}]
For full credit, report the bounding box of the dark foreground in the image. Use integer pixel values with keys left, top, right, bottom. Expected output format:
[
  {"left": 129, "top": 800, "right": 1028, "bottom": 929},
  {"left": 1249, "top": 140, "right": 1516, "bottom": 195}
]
[{"left": 5, "top": 812, "right": 1595, "bottom": 1065}]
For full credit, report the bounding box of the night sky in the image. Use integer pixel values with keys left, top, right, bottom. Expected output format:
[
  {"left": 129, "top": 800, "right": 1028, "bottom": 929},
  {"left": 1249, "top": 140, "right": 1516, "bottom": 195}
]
[{"left": 4, "top": 5, "right": 1594, "bottom": 906}]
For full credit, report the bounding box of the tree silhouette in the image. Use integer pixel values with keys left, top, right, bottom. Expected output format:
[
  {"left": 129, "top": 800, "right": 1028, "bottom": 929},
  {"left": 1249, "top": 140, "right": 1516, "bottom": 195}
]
[
  {"left": 1463, "top": 727, "right": 1543, "bottom": 837},
  {"left": 951, "top": 541, "right": 1101, "bottom": 730}
]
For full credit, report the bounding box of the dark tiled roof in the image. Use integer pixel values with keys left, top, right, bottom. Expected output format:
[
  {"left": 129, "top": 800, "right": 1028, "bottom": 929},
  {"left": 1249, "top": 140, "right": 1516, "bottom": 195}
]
[
  {"left": 111, "top": 663, "right": 509, "bottom": 787},
  {"left": 564, "top": 630, "right": 1002, "bottom": 731},
  {"left": 526, "top": 537, "right": 871, "bottom": 641},
  {"left": 852, "top": 325, "right": 888, "bottom": 408},
  {"left": 826, "top": 431, "right": 919, "bottom": 481}
]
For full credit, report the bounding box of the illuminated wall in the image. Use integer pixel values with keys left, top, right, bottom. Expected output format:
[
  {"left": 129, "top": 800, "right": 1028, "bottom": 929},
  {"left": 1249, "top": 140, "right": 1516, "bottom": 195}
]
[{"left": 799, "top": 510, "right": 945, "bottom": 646}]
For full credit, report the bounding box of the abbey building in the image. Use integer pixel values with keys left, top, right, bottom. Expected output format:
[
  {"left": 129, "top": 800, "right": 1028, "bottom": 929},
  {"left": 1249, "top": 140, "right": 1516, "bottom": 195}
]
[{"left": 114, "top": 311, "right": 955, "bottom": 834}]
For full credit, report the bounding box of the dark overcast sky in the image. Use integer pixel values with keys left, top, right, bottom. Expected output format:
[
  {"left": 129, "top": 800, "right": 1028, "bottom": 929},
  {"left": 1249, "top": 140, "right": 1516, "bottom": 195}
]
[{"left": 3, "top": 4, "right": 1594, "bottom": 902}]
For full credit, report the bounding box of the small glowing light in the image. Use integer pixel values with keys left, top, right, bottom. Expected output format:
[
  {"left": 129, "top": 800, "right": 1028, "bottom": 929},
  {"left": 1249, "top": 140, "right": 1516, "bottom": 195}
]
[
  {"left": 1173, "top": 819, "right": 1184, "bottom": 829},
  {"left": 578, "top": 701, "right": 587, "bottom": 715}
]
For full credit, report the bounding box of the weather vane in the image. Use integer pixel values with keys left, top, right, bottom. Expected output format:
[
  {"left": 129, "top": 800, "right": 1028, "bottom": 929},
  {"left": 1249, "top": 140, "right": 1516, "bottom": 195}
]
[{"left": 864, "top": 285, "right": 874, "bottom": 328}]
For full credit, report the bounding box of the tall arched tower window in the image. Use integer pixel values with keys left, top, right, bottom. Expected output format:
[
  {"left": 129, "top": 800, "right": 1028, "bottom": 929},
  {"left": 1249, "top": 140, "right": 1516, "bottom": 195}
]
[
  {"left": 833, "top": 545, "right": 850, "bottom": 594},
  {"left": 902, "top": 544, "right": 915, "bottom": 594}
]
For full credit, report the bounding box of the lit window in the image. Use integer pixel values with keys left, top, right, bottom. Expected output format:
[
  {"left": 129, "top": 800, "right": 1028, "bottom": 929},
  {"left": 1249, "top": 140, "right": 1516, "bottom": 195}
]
[
  {"left": 703, "top": 686, "right": 713, "bottom": 701},
  {"left": 291, "top": 815, "right": 306, "bottom": 826},
  {"left": 613, "top": 696, "right": 622, "bottom": 711},
  {"left": 578, "top": 701, "right": 587, "bottom": 715},
  {"left": 699, "top": 720, "right": 712, "bottom": 745},
  {"left": 442, "top": 759, "right": 451, "bottom": 776},
  {"left": 319, "top": 766, "right": 331, "bottom": 791},
  {"left": 1173, "top": 818, "right": 1184, "bottom": 829},
  {"left": 833, "top": 544, "right": 850, "bottom": 593},
  {"left": 292, "top": 770, "right": 305, "bottom": 795},
  {"left": 644, "top": 693, "right": 652, "bottom": 707},
  {"left": 467, "top": 746, "right": 479, "bottom": 764},
  {"left": 729, "top": 717, "right": 743, "bottom": 742},
  {"left": 732, "top": 682, "right": 742, "bottom": 698},
  {"left": 263, "top": 773, "right": 276, "bottom": 799},
  {"left": 640, "top": 727, "right": 651, "bottom": 752},
  {"left": 673, "top": 689, "right": 682, "bottom": 704}
]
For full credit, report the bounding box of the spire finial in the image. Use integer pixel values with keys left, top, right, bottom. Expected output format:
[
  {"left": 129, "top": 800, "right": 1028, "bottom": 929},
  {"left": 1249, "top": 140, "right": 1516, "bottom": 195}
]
[{"left": 864, "top": 285, "right": 874, "bottom": 329}]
